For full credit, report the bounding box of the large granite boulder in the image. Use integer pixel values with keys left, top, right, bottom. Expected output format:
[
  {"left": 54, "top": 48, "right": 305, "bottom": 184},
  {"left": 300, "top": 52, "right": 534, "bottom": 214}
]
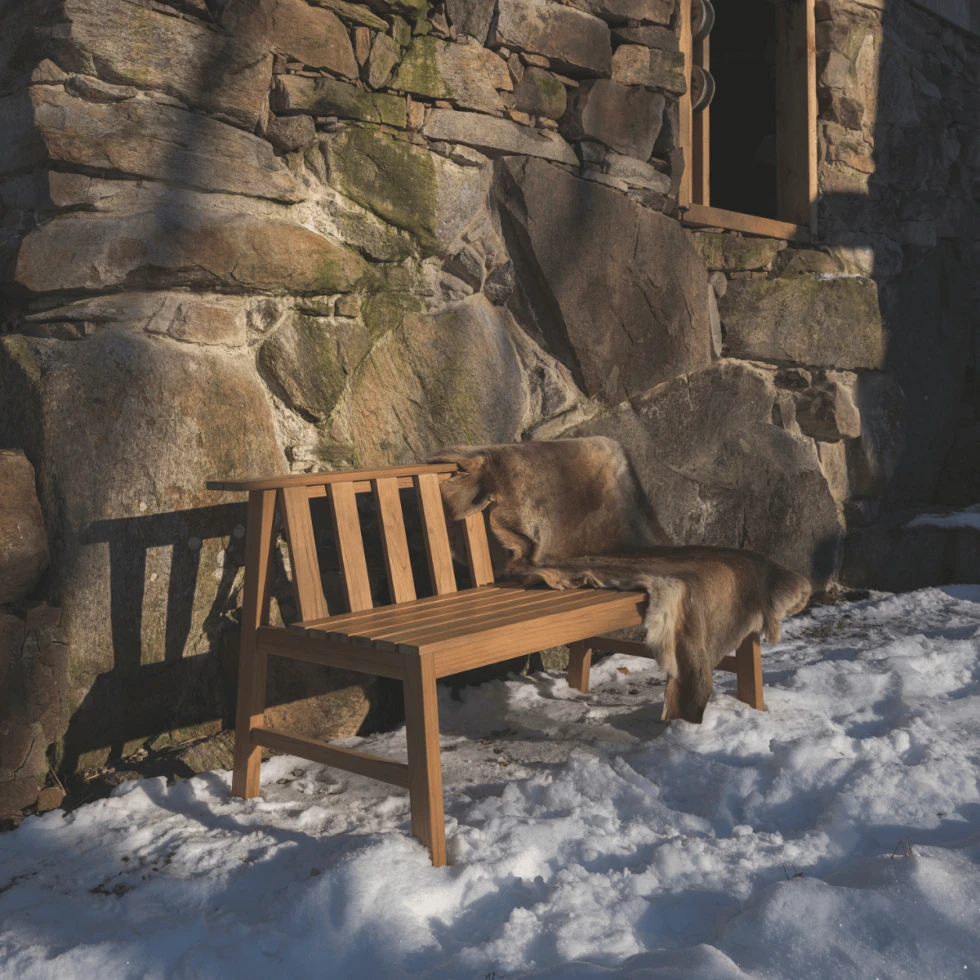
[
  {"left": 0, "top": 604, "right": 70, "bottom": 819},
  {"left": 498, "top": 156, "right": 712, "bottom": 405},
  {"left": 0, "top": 450, "right": 49, "bottom": 604},
  {"left": 337, "top": 295, "right": 529, "bottom": 465},
  {"left": 571, "top": 360, "right": 843, "bottom": 586},
  {"left": 0, "top": 329, "right": 287, "bottom": 771}
]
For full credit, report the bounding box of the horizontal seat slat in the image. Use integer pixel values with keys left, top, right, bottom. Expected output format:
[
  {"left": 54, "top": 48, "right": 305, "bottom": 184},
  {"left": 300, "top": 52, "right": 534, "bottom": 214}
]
[
  {"left": 256, "top": 626, "right": 404, "bottom": 678},
  {"left": 293, "top": 585, "right": 515, "bottom": 635},
  {"left": 251, "top": 726, "right": 410, "bottom": 788},
  {"left": 396, "top": 589, "right": 637, "bottom": 650},
  {"left": 428, "top": 592, "right": 648, "bottom": 677},
  {"left": 343, "top": 587, "right": 558, "bottom": 643},
  {"left": 363, "top": 588, "right": 602, "bottom": 647},
  {"left": 207, "top": 463, "right": 457, "bottom": 493}
]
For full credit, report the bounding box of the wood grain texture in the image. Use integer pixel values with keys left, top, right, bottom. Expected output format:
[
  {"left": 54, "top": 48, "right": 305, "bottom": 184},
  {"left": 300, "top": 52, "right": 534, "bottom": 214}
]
[
  {"left": 677, "top": 0, "right": 693, "bottom": 207},
  {"left": 735, "top": 631, "right": 765, "bottom": 710},
  {"left": 207, "top": 463, "right": 457, "bottom": 492},
  {"left": 567, "top": 641, "right": 594, "bottom": 694},
  {"left": 255, "top": 626, "right": 404, "bottom": 678},
  {"left": 373, "top": 477, "right": 417, "bottom": 604},
  {"left": 232, "top": 489, "right": 276, "bottom": 799},
  {"left": 279, "top": 486, "right": 329, "bottom": 623},
  {"left": 252, "top": 726, "right": 410, "bottom": 788},
  {"left": 680, "top": 203, "right": 809, "bottom": 242},
  {"left": 692, "top": 33, "right": 709, "bottom": 205},
  {"left": 461, "top": 511, "right": 494, "bottom": 587},
  {"left": 328, "top": 481, "right": 374, "bottom": 612},
  {"left": 403, "top": 652, "right": 447, "bottom": 866},
  {"left": 414, "top": 473, "right": 457, "bottom": 596},
  {"left": 776, "top": 0, "right": 817, "bottom": 230}
]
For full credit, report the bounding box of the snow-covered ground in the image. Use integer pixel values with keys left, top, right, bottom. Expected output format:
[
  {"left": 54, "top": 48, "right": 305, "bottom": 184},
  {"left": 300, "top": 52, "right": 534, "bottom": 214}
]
[{"left": 2, "top": 586, "right": 980, "bottom": 980}]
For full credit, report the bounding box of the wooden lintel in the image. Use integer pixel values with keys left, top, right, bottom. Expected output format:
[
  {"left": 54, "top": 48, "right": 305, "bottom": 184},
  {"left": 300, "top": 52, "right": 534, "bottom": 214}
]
[{"left": 679, "top": 203, "right": 809, "bottom": 242}]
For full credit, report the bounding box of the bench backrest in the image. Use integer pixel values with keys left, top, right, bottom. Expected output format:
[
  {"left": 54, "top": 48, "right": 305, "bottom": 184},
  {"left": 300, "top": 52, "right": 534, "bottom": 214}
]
[{"left": 209, "top": 464, "right": 494, "bottom": 622}]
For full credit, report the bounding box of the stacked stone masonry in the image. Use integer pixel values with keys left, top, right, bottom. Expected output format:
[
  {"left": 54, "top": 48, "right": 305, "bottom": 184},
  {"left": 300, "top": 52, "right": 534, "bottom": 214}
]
[{"left": 0, "top": 0, "right": 977, "bottom": 779}]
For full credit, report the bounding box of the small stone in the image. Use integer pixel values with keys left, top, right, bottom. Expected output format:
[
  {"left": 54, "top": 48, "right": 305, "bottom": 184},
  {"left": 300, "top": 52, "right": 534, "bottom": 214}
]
[
  {"left": 391, "top": 15, "right": 412, "bottom": 47},
  {"left": 422, "top": 108, "right": 579, "bottom": 164},
  {"left": 353, "top": 27, "right": 372, "bottom": 66},
  {"left": 511, "top": 66, "right": 567, "bottom": 120},
  {"left": 708, "top": 285, "right": 722, "bottom": 357},
  {"left": 264, "top": 114, "right": 317, "bottom": 152},
  {"left": 31, "top": 59, "right": 69, "bottom": 84},
  {"left": 536, "top": 117, "right": 559, "bottom": 131},
  {"left": 366, "top": 32, "right": 401, "bottom": 89},
  {"left": 507, "top": 52, "right": 525, "bottom": 85},
  {"left": 507, "top": 109, "right": 532, "bottom": 124},
  {"left": 35, "top": 786, "right": 66, "bottom": 813},
  {"left": 610, "top": 25, "right": 679, "bottom": 50},
  {"left": 579, "top": 140, "right": 606, "bottom": 164},
  {"left": 708, "top": 270, "right": 727, "bottom": 299},
  {"left": 407, "top": 97, "right": 426, "bottom": 129},
  {"left": 335, "top": 294, "right": 361, "bottom": 317},
  {"left": 445, "top": 0, "right": 495, "bottom": 44},
  {"left": 272, "top": 75, "right": 407, "bottom": 128},
  {"left": 603, "top": 153, "right": 670, "bottom": 193},
  {"left": 611, "top": 44, "right": 686, "bottom": 95},
  {"left": 521, "top": 53, "right": 551, "bottom": 68}
]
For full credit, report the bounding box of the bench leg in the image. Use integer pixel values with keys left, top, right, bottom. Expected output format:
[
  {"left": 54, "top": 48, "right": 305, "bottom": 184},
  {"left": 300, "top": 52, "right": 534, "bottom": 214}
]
[
  {"left": 403, "top": 652, "right": 447, "bottom": 867},
  {"left": 567, "top": 641, "right": 593, "bottom": 694},
  {"left": 232, "top": 489, "right": 276, "bottom": 799},
  {"left": 735, "top": 632, "right": 765, "bottom": 711}
]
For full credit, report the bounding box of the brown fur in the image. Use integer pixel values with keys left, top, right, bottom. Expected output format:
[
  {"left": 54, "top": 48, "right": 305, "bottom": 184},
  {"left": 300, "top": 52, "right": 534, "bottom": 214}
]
[
  {"left": 433, "top": 439, "right": 811, "bottom": 724},
  {"left": 522, "top": 549, "right": 811, "bottom": 723},
  {"left": 430, "top": 438, "right": 669, "bottom": 574}
]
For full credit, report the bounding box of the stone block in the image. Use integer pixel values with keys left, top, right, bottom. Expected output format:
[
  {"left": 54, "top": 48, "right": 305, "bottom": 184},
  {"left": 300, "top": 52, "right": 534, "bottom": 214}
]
[
  {"left": 12, "top": 209, "right": 369, "bottom": 295},
  {"left": 511, "top": 67, "right": 568, "bottom": 120},
  {"left": 272, "top": 75, "right": 407, "bottom": 127},
  {"left": 611, "top": 44, "right": 686, "bottom": 94},
  {"left": 564, "top": 79, "right": 664, "bottom": 159},
  {"left": 263, "top": 114, "right": 317, "bottom": 153},
  {"left": 321, "top": 126, "right": 491, "bottom": 257},
  {"left": 0, "top": 451, "right": 49, "bottom": 605},
  {"left": 366, "top": 32, "right": 401, "bottom": 89},
  {"left": 690, "top": 233, "right": 786, "bottom": 271},
  {"left": 0, "top": 86, "right": 304, "bottom": 203},
  {"left": 603, "top": 153, "right": 670, "bottom": 192},
  {"left": 492, "top": 0, "right": 612, "bottom": 77},
  {"left": 719, "top": 276, "right": 885, "bottom": 369},
  {"left": 497, "top": 156, "right": 711, "bottom": 405},
  {"left": 610, "top": 26, "right": 679, "bottom": 49},
  {"left": 422, "top": 108, "right": 579, "bottom": 164},
  {"left": 392, "top": 37, "right": 504, "bottom": 112},
  {"left": 58, "top": 0, "right": 273, "bottom": 129},
  {"left": 567, "top": 0, "right": 674, "bottom": 24},
  {"left": 793, "top": 372, "right": 862, "bottom": 442},
  {"left": 445, "top": 0, "right": 496, "bottom": 43},
  {"left": 259, "top": 312, "right": 371, "bottom": 422},
  {"left": 222, "top": 0, "right": 357, "bottom": 79}
]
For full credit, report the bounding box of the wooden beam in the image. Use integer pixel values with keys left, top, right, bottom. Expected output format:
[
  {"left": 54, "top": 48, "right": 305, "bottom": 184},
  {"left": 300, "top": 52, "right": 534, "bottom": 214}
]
[
  {"left": 251, "top": 726, "right": 411, "bottom": 788},
  {"left": 677, "top": 0, "right": 694, "bottom": 208},
  {"left": 207, "top": 463, "right": 457, "bottom": 493},
  {"left": 279, "top": 486, "right": 329, "bottom": 623},
  {"left": 680, "top": 203, "right": 809, "bottom": 242}
]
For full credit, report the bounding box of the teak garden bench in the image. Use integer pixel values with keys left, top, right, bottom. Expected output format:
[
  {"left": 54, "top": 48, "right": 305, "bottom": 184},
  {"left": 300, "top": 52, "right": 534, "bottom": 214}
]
[{"left": 208, "top": 463, "right": 765, "bottom": 866}]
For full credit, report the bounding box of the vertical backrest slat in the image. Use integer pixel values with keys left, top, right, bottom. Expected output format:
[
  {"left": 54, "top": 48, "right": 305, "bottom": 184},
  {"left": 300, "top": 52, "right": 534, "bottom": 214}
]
[
  {"left": 372, "top": 477, "right": 417, "bottom": 604},
  {"left": 328, "top": 481, "right": 374, "bottom": 612},
  {"left": 279, "top": 487, "right": 329, "bottom": 622},
  {"left": 414, "top": 473, "right": 457, "bottom": 596},
  {"left": 461, "top": 511, "right": 494, "bottom": 587}
]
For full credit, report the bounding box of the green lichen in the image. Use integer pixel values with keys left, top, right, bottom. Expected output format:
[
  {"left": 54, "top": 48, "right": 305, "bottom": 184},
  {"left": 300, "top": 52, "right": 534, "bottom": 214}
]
[
  {"left": 392, "top": 37, "right": 449, "bottom": 100},
  {"left": 325, "top": 127, "right": 442, "bottom": 257},
  {"left": 360, "top": 290, "right": 424, "bottom": 341},
  {"left": 0, "top": 335, "right": 42, "bottom": 387}
]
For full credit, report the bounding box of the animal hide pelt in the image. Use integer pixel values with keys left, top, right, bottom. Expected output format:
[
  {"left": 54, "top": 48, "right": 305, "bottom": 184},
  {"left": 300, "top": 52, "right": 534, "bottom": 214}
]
[
  {"left": 430, "top": 438, "right": 669, "bottom": 573},
  {"left": 433, "top": 438, "right": 810, "bottom": 723},
  {"left": 522, "top": 550, "right": 810, "bottom": 723}
]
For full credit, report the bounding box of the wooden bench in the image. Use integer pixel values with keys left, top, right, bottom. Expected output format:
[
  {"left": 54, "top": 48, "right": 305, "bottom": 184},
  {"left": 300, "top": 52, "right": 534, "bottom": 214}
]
[{"left": 208, "top": 463, "right": 765, "bottom": 866}]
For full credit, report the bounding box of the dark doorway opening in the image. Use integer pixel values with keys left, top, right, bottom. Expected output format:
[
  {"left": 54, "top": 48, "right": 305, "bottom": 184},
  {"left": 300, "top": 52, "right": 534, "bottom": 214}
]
[{"left": 708, "top": 0, "right": 779, "bottom": 220}]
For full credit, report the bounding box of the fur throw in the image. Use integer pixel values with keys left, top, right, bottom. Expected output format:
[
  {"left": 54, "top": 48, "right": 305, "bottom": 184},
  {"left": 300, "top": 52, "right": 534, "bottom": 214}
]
[
  {"left": 433, "top": 438, "right": 810, "bottom": 723},
  {"left": 430, "top": 437, "right": 668, "bottom": 572},
  {"left": 523, "top": 550, "right": 810, "bottom": 722}
]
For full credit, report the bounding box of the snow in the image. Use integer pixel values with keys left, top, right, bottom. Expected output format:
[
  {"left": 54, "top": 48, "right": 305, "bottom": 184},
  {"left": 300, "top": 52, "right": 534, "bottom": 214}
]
[
  {"left": 2, "top": 585, "right": 980, "bottom": 980},
  {"left": 905, "top": 506, "right": 980, "bottom": 531}
]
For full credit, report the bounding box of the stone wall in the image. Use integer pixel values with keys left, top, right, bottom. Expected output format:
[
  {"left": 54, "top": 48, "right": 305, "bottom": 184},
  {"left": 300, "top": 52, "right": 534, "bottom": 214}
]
[{"left": 0, "top": 0, "right": 976, "bottom": 775}]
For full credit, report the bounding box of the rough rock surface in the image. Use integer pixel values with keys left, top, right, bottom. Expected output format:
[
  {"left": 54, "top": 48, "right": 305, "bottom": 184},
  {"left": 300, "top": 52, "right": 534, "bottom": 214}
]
[
  {"left": 0, "top": 451, "right": 49, "bottom": 605},
  {"left": 445, "top": 0, "right": 496, "bottom": 43},
  {"left": 422, "top": 109, "right": 579, "bottom": 164},
  {"left": 0, "top": 605, "right": 70, "bottom": 818},
  {"left": 492, "top": 0, "right": 612, "bottom": 76},
  {"left": 271, "top": 75, "right": 406, "bottom": 126},
  {"left": 611, "top": 44, "right": 686, "bottom": 94},
  {"left": 719, "top": 277, "right": 886, "bottom": 370},
  {"left": 563, "top": 80, "right": 664, "bottom": 159},
  {"left": 393, "top": 38, "right": 504, "bottom": 112},
  {"left": 573, "top": 361, "right": 843, "bottom": 586},
  {"left": 499, "top": 157, "right": 711, "bottom": 404}
]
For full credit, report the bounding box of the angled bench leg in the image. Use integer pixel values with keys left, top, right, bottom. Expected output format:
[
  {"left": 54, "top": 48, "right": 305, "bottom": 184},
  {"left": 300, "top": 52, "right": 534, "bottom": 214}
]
[
  {"left": 403, "top": 651, "right": 447, "bottom": 867},
  {"left": 567, "top": 641, "right": 594, "bottom": 694},
  {"left": 232, "top": 489, "right": 277, "bottom": 799},
  {"left": 735, "top": 632, "right": 765, "bottom": 711}
]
